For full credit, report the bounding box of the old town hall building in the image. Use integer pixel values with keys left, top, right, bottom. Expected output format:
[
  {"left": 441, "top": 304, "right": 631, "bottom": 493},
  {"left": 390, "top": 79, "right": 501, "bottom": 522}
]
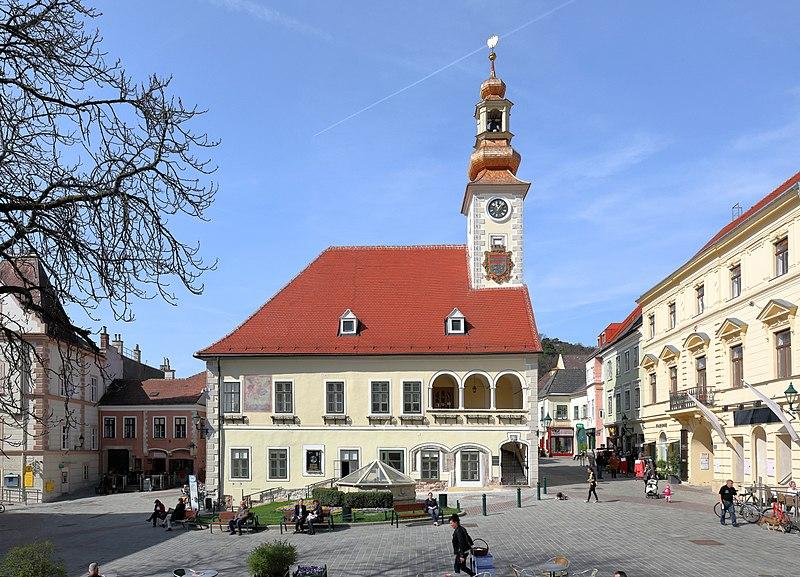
[{"left": 197, "top": 50, "right": 541, "bottom": 502}]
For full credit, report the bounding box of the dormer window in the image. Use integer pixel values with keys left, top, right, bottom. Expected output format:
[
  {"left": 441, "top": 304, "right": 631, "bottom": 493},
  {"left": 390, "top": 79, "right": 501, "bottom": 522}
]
[
  {"left": 339, "top": 309, "right": 358, "bottom": 336},
  {"left": 446, "top": 308, "right": 466, "bottom": 335}
]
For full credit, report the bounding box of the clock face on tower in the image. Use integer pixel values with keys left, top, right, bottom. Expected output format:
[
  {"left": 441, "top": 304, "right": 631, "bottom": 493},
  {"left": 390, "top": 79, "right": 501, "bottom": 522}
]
[{"left": 487, "top": 198, "right": 509, "bottom": 220}]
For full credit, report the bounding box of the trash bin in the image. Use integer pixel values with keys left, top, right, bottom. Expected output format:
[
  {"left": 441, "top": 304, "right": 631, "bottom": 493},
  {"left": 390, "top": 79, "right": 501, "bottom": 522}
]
[
  {"left": 438, "top": 493, "right": 448, "bottom": 509},
  {"left": 341, "top": 505, "right": 353, "bottom": 522},
  {"left": 204, "top": 497, "right": 213, "bottom": 511}
]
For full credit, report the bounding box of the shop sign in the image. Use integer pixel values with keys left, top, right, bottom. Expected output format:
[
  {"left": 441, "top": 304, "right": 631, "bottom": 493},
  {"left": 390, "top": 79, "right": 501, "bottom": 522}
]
[
  {"left": 654, "top": 423, "right": 668, "bottom": 429},
  {"left": 551, "top": 427, "right": 573, "bottom": 437},
  {"left": 699, "top": 452, "right": 709, "bottom": 470}
]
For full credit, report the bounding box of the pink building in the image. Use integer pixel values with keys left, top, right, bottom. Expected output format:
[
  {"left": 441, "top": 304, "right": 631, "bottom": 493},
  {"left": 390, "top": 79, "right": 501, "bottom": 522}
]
[{"left": 98, "top": 370, "right": 207, "bottom": 488}]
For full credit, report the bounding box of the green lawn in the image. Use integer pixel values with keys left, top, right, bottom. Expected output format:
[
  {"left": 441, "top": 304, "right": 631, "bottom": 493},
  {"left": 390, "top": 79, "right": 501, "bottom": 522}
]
[{"left": 247, "top": 500, "right": 459, "bottom": 525}]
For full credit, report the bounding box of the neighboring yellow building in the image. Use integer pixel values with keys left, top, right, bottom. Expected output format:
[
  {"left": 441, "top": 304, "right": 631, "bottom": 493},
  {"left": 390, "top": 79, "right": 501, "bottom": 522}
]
[
  {"left": 197, "top": 50, "right": 541, "bottom": 503},
  {"left": 639, "top": 171, "right": 800, "bottom": 487}
]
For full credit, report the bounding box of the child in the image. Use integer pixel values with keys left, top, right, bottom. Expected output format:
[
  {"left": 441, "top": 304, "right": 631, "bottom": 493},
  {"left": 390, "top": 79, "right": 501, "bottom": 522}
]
[{"left": 663, "top": 483, "right": 672, "bottom": 503}]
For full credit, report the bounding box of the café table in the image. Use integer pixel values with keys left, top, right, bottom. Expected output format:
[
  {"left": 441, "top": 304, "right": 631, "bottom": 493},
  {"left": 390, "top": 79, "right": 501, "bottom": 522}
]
[{"left": 534, "top": 562, "right": 568, "bottom": 577}]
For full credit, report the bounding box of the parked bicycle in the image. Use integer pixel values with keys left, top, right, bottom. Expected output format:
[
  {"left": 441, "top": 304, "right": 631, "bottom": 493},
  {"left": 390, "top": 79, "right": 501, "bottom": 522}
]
[{"left": 714, "top": 498, "right": 761, "bottom": 524}]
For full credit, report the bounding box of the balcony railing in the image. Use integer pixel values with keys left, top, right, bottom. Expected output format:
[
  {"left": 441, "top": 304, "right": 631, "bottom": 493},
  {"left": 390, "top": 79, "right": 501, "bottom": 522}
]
[{"left": 669, "top": 386, "right": 715, "bottom": 411}]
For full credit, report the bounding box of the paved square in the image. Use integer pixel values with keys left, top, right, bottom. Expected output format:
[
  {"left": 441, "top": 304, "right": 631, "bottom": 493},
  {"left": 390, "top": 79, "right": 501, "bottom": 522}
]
[{"left": 1, "top": 460, "right": 795, "bottom": 577}]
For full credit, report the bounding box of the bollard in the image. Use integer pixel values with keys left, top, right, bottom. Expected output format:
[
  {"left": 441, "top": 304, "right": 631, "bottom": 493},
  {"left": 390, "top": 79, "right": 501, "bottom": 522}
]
[
  {"left": 456, "top": 499, "right": 460, "bottom": 512},
  {"left": 543, "top": 477, "right": 548, "bottom": 494},
  {"left": 481, "top": 493, "right": 487, "bottom": 516},
  {"left": 516, "top": 486, "right": 522, "bottom": 508},
  {"left": 536, "top": 481, "right": 541, "bottom": 500}
]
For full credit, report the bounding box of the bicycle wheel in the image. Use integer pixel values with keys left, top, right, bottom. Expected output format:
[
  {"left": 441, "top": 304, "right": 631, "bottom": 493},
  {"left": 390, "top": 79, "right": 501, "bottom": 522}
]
[
  {"left": 0, "top": 503, "right": 4, "bottom": 513},
  {"left": 740, "top": 504, "right": 761, "bottom": 524},
  {"left": 713, "top": 502, "right": 723, "bottom": 518}
]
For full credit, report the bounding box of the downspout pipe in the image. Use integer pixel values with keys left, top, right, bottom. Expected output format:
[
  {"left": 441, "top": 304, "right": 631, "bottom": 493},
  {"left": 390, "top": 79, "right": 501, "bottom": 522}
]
[{"left": 217, "top": 356, "right": 224, "bottom": 509}]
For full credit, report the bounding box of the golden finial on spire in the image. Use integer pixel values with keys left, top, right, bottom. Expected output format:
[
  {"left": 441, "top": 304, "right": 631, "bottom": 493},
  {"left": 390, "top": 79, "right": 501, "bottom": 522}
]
[{"left": 487, "top": 35, "right": 499, "bottom": 78}]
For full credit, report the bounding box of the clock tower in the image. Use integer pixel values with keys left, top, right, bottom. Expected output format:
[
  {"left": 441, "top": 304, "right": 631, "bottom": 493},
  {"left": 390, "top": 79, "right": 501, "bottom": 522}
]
[{"left": 462, "top": 38, "right": 530, "bottom": 289}]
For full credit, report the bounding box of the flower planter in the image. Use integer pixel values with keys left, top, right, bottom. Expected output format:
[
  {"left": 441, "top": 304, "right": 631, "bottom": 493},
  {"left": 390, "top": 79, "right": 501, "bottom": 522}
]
[{"left": 294, "top": 564, "right": 328, "bottom": 577}]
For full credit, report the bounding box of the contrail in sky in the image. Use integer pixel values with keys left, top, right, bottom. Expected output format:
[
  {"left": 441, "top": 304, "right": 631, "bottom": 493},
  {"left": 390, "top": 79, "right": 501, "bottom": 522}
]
[{"left": 313, "top": 0, "right": 579, "bottom": 137}]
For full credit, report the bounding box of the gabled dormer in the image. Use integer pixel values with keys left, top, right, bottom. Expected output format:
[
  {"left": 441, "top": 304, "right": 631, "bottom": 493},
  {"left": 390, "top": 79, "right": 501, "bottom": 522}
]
[
  {"left": 339, "top": 309, "right": 358, "bottom": 336},
  {"left": 446, "top": 308, "right": 466, "bottom": 335}
]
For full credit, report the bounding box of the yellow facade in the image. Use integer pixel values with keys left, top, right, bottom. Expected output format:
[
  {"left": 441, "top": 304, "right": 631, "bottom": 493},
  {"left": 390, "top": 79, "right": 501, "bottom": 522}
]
[
  {"left": 203, "top": 354, "right": 538, "bottom": 499},
  {"left": 639, "top": 179, "right": 800, "bottom": 487}
]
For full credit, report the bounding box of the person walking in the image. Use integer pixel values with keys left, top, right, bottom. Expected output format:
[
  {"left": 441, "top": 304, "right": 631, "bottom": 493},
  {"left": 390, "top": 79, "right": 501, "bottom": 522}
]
[
  {"left": 449, "top": 514, "right": 475, "bottom": 576},
  {"left": 586, "top": 467, "right": 599, "bottom": 503},
  {"left": 719, "top": 479, "right": 738, "bottom": 526}
]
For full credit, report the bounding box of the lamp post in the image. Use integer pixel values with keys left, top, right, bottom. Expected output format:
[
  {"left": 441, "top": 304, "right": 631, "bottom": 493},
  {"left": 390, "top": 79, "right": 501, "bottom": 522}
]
[
  {"left": 785, "top": 383, "right": 798, "bottom": 416},
  {"left": 542, "top": 413, "right": 552, "bottom": 455}
]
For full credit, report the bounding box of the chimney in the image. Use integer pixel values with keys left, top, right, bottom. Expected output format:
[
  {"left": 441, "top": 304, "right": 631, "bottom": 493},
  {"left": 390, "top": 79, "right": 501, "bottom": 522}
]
[
  {"left": 111, "top": 333, "right": 123, "bottom": 353},
  {"left": 160, "top": 357, "right": 175, "bottom": 380},
  {"left": 100, "top": 326, "right": 109, "bottom": 350},
  {"left": 133, "top": 344, "right": 141, "bottom": 363}
]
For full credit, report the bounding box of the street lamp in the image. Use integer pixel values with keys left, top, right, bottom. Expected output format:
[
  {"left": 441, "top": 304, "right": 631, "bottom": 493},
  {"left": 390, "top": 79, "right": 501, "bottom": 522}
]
[
  {"left": 620, "top": 414, "right": 631, "bottom": 436},
  {"left": 192, "top": 412, "right": 208, "bottom": 437},
  {"left": 542, "top": 413, "right": 552, "bottom": 429},
  {"left": 785, "top": 383, "right": 798, "bottom": 411}
]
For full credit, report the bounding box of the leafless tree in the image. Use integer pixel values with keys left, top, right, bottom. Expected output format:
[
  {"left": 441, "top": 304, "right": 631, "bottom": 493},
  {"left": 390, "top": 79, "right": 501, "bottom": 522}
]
[{"left": 0, "top": 0, "right": 217, "bottom": 447}]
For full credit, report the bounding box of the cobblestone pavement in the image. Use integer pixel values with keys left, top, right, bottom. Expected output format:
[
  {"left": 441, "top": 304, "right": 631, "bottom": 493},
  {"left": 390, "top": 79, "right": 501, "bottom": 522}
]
[{"left": 1, "top": 459, "right": 796, "bottom": 577}]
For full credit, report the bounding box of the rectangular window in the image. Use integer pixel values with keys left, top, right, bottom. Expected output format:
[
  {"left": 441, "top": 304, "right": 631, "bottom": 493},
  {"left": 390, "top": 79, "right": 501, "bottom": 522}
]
[
  {"left": 83, "top": 464, "right": 89, "bottom": 480},
  {"left": 90, "top": 427, "right": 97, "bottom": 450},
  {"left": 325, "top": 381, "right": 345, "bottom": 414},
  {"left": 540, "top": 405, "right": 544, "bottom": 420},
  {"left": 153, "top": 417, "right": 166, "bottom": 439},
  {"left": 649, "top": 373, "right": 657, "bottom": 404},
  {"left": 268, "top": 448, "right": 288, "bottom": 480},
  {"left": 379, "top": 449, "right": 405, "bottom": 473},
  {"left": 460, "top": 451, "right": 480, "bottom": 482},
  {"left": 275, "top": 381, "right": 293, "bottom": 414},
  {"left": 305, "top": 449, "right": 323, "bottom": 475},
  {"left": 777, "top": 329, "right": 792, "bottom": 378},
  {"left": 696, "top": 284, "right": 705, "bottom": 314},
  {"left": 634, "top": 386, "right": 640, "bottom": 409},
  {"left": 669, "top": 366, "right": 678, "bottom": 394},
  {"left": 555, "top": 404, "right": 568, "bottom": 420},
  {"left": 90, "top": 377, "right": 97, "bottom": 402},
  {"left": 731, "top": 345, "right": 743, "bottom": 388},
  {"left": 490, "top": 234, "right": 505, "bottom": 248},
  {"left": 776, "top": 237, "right": 789, "bottom": 277},
  {"left": 402, "top": 381, "right": 422, "bottom": 414},
  {"left": 615, "top": 393, "right": 621, "bottom": 413},
  {"left": 624, "top": 351, "right": 630, "bottom": 372},
  {"left": 61, "top": 425, "right": 69, "bottom": 450},
  {"left": 231, "top": 448, "right": 250, "bottom": 479},
  {"left": 581, "top": 404, "right": 587, "bottom": 419},
  {"left": 370, "top": 381, "right": 390, "bottom": 414},
  {"left": 573, "top": 405, "right": 579, "bottom": 420},
  {"left": 633, "top": 346, "right": 639, "bottom": 368},
  {"left": 222, "top": 381, "right": 241, "bottom": 414},
  {"left": 730, "top": 264, "right": 741, "bottom": 298},
  {"left": 696, "top": 356, "right": 706, "bottom": 388},
  {"left": 615, "top": 355, "right": 621, "bottom": 376},
  {"left": 448, "top": 318, "right": 464, "bottom": 334},
  {"left": 174, "top": 417, "right": 187, "bottom": 439},
  {"left": 607, "top": 394, "right": 613, "bottom": 416},
  {"left": 624, "top": 389, "right": 631, "bottom": 411},
  {"left": 420, "top": 450, "right": 439, "bottom": 480},
  {"left": 123, "top": 417, "right": 136, "bottom": 439},
  {"left": 103, "top": 417, "right": 116, "bottom": 438},
  {"left": 668, "top": 302, "right": 676, "bottom": 329},
  {"left": 648, "top": 314, "right": 655, "bottom": 338}
]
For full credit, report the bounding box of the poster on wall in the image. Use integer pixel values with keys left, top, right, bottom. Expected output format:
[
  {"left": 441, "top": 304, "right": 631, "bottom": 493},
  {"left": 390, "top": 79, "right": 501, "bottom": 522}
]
[
  {"left": 243, "top": 375, "right": 272, "bottom": 412},
  {"left": 766, "top": 458, "right": 776, "bottom": 477},
  {"left": 188, "top": 474, "right": 199, "bottom": 511},
  {"left": 714, "top": 459, "right": 722, "bottom": 474},
  {"left": 699, "top": 452, "right": 710, "bottom": 470},
  {"left": 743, "top": 458, "right": 751, "bottom": 477}
]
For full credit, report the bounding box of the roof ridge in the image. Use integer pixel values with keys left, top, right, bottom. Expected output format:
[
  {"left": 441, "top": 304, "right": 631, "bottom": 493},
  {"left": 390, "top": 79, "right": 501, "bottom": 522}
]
[{"left": 325, "top": 244, "right": 467, "bottom": 251}]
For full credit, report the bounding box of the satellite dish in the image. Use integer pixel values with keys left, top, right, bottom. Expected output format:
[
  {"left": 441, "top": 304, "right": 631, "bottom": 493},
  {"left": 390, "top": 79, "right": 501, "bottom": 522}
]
[{"left": 487, "top": 35, "right": 499, "bottom": 49}]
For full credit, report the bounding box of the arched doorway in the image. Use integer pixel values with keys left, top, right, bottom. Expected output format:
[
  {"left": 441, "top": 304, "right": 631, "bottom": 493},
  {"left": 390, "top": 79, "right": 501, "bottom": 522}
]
[
  {"left": 500, "top": 441, "right": 528, "bottom": 485},
  {"left": 463, "top": 373, "right": 490, "bottom": 409},
  {"left": 657, "top": 432, "right": 668, "bottom": 463},
  {"left": 752, "top": 427, "right": 767, "bottom": 482},
  {"left": 495, "top": 373, "right": 524, "bottom": 409},
  {"left": 776, "top": 434, "right": 793, "bottom": 485},
  {"left": 690, "top": 424, "right": 714, "bottom": 485},
  {"left": 431, "top": 374, "right": 458, "bottom": 409}
]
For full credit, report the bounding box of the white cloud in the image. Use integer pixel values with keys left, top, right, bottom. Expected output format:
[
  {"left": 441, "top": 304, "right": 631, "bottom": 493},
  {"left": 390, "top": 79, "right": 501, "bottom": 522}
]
[{"left": 204, "top": 0, "right": 332, "bottom": 41}]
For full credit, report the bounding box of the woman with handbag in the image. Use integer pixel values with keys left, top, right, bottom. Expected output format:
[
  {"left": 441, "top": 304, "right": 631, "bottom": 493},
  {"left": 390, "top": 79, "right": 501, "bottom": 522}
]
[{"left": 448, "top": 514, "right": 475, "bottom": 576}]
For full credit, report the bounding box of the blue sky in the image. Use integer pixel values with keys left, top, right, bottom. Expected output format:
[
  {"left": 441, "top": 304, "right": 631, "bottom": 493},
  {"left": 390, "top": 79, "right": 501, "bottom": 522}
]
[{"left": 87, "top": 1, "right": 800, "bottom": 376}]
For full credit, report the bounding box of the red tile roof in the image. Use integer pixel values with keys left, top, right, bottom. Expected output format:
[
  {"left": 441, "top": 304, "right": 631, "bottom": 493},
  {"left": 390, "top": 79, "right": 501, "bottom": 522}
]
[
  {"left": 197, "top": 245, "right": 541, "bottom": 356},
  {"left": 696, "top": 170, "right": 800, "bottom": 256},
  {"left": 595, "top": 305, "right": 642, "bottom": 355},
  {"left": 100, "top": 372, "right": 207, "bottom": 406}
]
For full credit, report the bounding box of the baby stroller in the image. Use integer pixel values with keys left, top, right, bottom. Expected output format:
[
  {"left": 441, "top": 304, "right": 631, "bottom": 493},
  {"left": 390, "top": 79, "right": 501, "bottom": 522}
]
[{"left": 645, "top": 478, "right": 660, "bottom": 499}]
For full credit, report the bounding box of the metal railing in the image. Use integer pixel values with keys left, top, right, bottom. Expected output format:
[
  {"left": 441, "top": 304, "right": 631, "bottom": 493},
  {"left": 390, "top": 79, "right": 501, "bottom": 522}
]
[
  {"left": 1, "top": 487, "right": 42, "bottom": 504},
  {"left": 304, "top": 477, "right": 339, "bottom": 498},
  {"left": 669, "top": 386, "right": 714, "bottom": 411}
]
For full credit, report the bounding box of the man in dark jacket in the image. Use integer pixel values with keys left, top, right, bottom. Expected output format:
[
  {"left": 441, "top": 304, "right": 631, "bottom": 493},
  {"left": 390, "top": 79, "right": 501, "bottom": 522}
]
[
  {"left": 449, "top": 514, "right": 475, "bottom": 576},
  {"left": 292, "top": 499, "right": 308, "bottom": 533},
  {"left": 146, "top": 499, "right": 167, "bottom": 527},
  {"left": 165, "top": 497, "right": 186, "bottom": 531},
  {"left": 306, "top": 499, "right": 324, "bottom": 535}
]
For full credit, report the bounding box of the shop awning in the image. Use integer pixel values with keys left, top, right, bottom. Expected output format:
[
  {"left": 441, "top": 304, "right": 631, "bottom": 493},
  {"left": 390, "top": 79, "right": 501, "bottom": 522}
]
[
  {"left": 733, "top": 407, "right": 781, "bottom": 426},
  {"left": 742, "top": 381, "right": 800, "bottom": 443},
  {"left": 687, "top": 392, "right": 729, "bottom": 445}
]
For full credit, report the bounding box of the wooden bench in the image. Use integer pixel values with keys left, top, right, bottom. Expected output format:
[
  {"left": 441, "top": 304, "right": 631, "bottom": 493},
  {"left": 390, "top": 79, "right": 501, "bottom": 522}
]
[
  {"left": 390, "top": 502, "right": 444, "bottom": 527},
  {"left": 172, "top": 509, "right": 207, "bottom": 531},
  {"left": 280, "top": 507, "right": 334, "bottom": 534},
  {"left": 209, "top": 511, "right": 260, "bottom": 533}
]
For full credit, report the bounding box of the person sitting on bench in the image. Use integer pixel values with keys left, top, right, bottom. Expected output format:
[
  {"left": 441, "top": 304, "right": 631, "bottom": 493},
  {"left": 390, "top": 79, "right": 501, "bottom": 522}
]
[
  {"left": 292, "top": 499, "right": 308, "bottom": 533},
  {"left": 228, "top": 500, "right": 251, "bottom": 535},
  {"left": 306, "top": 500, "right": 323, "bottom": 535},
  {"left": 146, "top": 499, "right": 167, "bottom": 527},
  {"left": 424, "top": 492, "right": 440, "bottom": 525},
  {"left": 165, "top": 497, "right": 186, "bottom": 531}
]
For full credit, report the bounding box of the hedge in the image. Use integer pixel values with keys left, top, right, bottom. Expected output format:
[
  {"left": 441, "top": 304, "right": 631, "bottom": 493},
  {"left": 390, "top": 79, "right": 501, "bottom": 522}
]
[{"left": 310, "top": 488, "right": 393, "bottom": 508}]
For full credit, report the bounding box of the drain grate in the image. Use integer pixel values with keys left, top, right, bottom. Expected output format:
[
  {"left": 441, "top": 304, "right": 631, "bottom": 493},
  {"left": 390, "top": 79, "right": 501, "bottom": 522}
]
[{"left": 689, "top": 539, "right": 722, "bottom": 546}]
